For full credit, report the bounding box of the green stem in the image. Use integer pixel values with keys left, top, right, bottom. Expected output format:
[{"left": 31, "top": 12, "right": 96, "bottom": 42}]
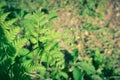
[{"left": 22, "top": 47, "right": 38, "bottom": 58}]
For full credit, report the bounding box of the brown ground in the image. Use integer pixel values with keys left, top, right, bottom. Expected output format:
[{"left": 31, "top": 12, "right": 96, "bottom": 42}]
[{"left": 51, "top": 0, "right": 120, "bottom": 55}]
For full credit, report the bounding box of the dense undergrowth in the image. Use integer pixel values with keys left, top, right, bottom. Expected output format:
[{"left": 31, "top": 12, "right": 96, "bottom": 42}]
[{"left": 0, "top": 0, "right": 120, "bottom": 80}]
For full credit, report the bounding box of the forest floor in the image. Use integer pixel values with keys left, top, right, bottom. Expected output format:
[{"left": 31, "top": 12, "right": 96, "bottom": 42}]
[{"left": 51, "top": 0, "right": 120, "bottom": 55}]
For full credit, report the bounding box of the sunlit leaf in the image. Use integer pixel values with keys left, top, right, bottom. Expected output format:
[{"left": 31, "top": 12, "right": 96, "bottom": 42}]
[{"left": 79, "top": 61, "right": 96, "bottom": 75}]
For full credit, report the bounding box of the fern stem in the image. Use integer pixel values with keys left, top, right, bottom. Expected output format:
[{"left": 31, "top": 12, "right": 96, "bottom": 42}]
[{"left": 22, "top": 47, "right": 38, "bottom": 58}]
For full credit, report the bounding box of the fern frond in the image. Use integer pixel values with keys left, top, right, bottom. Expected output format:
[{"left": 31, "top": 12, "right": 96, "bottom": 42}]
[
  {"left": 4, "top": 18, "right": 17, "bottom": 28},
  {"left": 13, "top": 38, "right": 27, "bottom": 51},
  {"left": 6, "top": 27, "right": 20, "bottom": 42},
  {"left": 0, "top": 12, "right": 10, "bottom": 22}
]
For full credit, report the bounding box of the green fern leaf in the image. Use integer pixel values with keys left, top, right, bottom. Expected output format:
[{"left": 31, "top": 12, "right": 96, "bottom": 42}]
[{"left": 0, "top": 12, "right": 10, "bottom": 22}]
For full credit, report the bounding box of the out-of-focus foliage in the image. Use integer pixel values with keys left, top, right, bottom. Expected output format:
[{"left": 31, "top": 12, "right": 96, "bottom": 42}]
[{"left": 0, "top": 0, "right": 120, "bottom": 80}]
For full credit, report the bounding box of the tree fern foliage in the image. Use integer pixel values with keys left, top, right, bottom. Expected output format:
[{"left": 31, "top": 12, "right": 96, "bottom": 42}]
[
  {"left": 0, "top": 5, "right": 66, "bottom": 79},
  {"left": 0, "top": 10, "right": 29, "bottom": 79},
  {"left": 20, "top": 9, "right": 66, "bottom": 79},
  {"left": 0, "top": 25, "right": 14, "bottom": 80}
]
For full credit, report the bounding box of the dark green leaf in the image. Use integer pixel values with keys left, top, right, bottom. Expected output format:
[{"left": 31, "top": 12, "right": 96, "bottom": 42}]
[{"left": 73, "top": 66, "right": 83, "bottom": 80}]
